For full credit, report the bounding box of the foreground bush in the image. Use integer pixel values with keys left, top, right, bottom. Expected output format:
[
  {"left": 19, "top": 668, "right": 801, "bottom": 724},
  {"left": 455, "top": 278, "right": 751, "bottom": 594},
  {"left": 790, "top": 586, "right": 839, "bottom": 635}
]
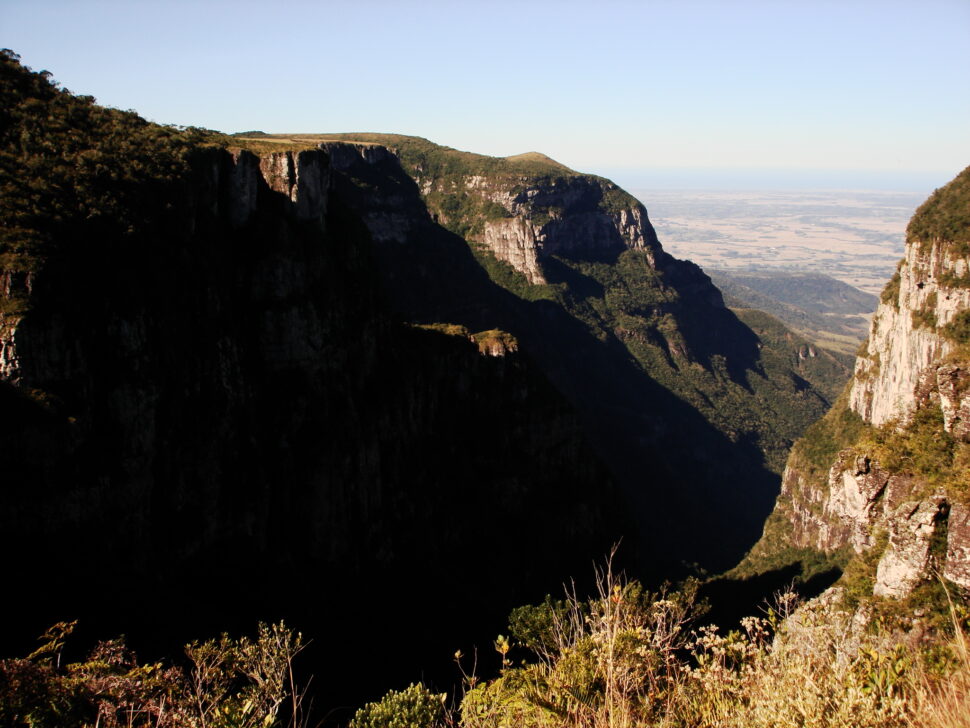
[
  {"left": 4, "top": 574, "right": 967, "bottom": 727},
  {"left": 444, "top": 556, "right": 969, "bottom": 728},
  {"left": 0, "top": 621, "right": 305, "bottom": 728},
  {"left": 349, "top": 682, "right": 446, "bottom": 728}
]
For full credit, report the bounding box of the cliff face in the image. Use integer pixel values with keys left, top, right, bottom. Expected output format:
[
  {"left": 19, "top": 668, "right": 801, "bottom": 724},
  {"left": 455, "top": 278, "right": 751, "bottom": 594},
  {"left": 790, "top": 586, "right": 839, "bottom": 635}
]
[
  {"left": 0, "top": 121, "right": 626, "bottom": 705},
  {"left": 744, "top": 165, "right": 970, "bottom": 602},
  {"left": 466, "top": 175, "right": 658, "bottom": 284},
  {"left": 1, "top": 148, "right": 330, "bottom": 387},
  {"left": 850, "top": 240, "right": 970, "bottom": 426}
]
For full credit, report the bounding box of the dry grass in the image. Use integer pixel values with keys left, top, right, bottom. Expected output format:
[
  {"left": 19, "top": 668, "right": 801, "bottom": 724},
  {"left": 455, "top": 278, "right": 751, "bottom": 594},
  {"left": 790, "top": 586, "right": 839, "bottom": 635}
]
[
  {"left": 908, "top": 590, "right": 970, "bottom": 728},
  {"left": 451, "top": 556, "right": 969, "bottom": 728}
]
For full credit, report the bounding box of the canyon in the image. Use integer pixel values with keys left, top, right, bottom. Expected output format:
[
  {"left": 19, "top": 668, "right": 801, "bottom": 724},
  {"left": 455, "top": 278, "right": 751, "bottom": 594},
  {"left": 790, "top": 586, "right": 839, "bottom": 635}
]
[{"left": 4, "top": 51, "right": 967, "bottom": 719}]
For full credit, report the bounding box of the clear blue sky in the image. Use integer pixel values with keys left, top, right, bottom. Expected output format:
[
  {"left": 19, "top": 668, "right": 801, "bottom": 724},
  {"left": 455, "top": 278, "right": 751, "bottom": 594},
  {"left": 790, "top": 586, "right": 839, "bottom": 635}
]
[{"left": 2, "top": 0, "right": 968, "bottom": 190}]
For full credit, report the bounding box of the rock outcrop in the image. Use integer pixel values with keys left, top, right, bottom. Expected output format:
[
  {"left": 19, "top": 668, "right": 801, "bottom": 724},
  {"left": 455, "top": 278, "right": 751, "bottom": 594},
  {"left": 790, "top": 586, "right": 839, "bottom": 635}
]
[
  {"left": 482, "top": 217, "right": 545, "bottom": 283},
  {"left": 945, "top": 502, "right": 970, "bottom": 586},
  {"left": 873, "top": 496, "right": 949, "bottom": 598},
  {"left": 745, "top": 165, "right": 970, "bottom": 601},
  {"left": 468, "top": 177, "right": 659, "bottom": 284}
]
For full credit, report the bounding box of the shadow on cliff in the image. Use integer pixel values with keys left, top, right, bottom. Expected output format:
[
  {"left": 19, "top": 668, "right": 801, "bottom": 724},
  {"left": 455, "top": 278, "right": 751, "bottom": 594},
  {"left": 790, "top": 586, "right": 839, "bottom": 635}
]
[
  {"left": 0, "top": 150, "right": 643, "bottom": 721},
  {"left": 325, "top": 148, "right": 783, "bottom": 577},
  {"left": 541, "top": 250, "right": 767, "bottom": 392},
  {"left": 698, "top": 561, "right": 843, "bottom": 632}
]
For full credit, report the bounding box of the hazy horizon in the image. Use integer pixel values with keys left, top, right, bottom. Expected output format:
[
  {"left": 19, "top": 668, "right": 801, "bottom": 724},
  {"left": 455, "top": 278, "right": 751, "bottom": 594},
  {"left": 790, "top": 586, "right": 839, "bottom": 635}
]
[
  {"left": 2, "top": 0, "right": 967, "bottom": 184},
  {"left": 599, "top": 166, "right": 954, "bottom": 195}
]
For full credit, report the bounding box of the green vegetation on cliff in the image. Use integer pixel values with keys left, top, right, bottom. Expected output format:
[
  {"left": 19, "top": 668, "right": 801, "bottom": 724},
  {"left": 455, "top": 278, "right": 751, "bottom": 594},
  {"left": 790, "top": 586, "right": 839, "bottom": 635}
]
[
  {"left": 942, "top": 310, "right": 970, "bottom": 344},
  {"left": 254, "top": 132, "right": 643, "bottom": 241},
  {"left": 546, "top": 254, "right": 850, "bottom": 474},
  {"left": 0, "top": 49, "right": 228, "bottom": 274},
  {"left": 334, "top": 135, "right": 850, "bottom": 477},
  {"left": 908, "top": 164, "right": 970, "bottom": 250},
  {"left": 731, "top": 386, "right": 866, "bottom": 577},
  {"left": 796, "top": 390, "right": 870, "bottom": 478},
  {"left": 857, "top": 403, "right": 970, "bottom": 499},
  {"left": 880, "top": 269, "right": 902, "bottom": 308},
  {"left": 738, "top": 164, "right": 970, "bottom": 635},
  {"left": 317, "top": 129, "right": 855, "bottom": 571},
  {"left": 225, "top": 133, "right": 849, "bottom": 484},
  {"left": 308, "top": 133, "right": 580, "bottom": 180}
]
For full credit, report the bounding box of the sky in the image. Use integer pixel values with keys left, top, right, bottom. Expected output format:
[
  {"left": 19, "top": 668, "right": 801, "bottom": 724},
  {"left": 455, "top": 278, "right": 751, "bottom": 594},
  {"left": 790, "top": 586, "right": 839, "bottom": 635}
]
[{"left": 2, "top": 0, "right": 969, "bottom": 192}]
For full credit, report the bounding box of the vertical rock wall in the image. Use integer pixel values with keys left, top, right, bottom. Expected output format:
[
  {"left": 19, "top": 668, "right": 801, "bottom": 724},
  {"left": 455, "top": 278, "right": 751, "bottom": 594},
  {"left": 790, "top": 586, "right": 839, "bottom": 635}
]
[
  {"left": 751, "top": 166, "right": 970, "bottom": 598},
  {"left": 850, "top": 240, "right": 970, "bottom": 425}
]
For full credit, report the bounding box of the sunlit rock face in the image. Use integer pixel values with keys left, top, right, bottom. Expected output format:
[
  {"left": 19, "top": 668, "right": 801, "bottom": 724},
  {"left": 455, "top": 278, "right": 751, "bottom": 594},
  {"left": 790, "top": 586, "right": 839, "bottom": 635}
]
[
  {"left": 873, "top": 496, "right": 948, "bottom": 598},
  {"left": 754, "top": 165, "right": 970, "bottom": 600},
  {"left": 429, "top": 167, "right": 661, "bottom": 285},
  {"left": 850, "top": 239, "right": 970, "bottom": 427}
]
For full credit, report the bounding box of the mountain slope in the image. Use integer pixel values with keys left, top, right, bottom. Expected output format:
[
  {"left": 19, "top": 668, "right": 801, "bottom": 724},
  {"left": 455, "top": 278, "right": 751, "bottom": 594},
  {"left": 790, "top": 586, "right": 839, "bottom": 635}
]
[{"left": 714, "top": 271, "right": 877, "bottom": 316}]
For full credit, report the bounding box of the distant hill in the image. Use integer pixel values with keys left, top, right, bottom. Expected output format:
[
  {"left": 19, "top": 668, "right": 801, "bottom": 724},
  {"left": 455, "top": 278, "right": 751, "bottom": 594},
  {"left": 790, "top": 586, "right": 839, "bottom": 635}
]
[
  {"left": 711, "top": 271, "right": 877, "bottom": 315},
  {"left": 707, "top": 270, "right": 876, "bottom": 355}
]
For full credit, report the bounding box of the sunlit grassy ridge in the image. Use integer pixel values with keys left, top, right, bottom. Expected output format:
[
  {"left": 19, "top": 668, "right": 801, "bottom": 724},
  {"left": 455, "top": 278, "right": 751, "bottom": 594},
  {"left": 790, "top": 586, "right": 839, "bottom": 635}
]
[
  {"left": 240, "top": 132, "right": 582, "bottom": 179},
  {"left": 441, "top": 566, "right": 967, "bottom": 728},
  {"left": 0, "top": 49, "right": 227, "bottom": 275},
  {"left": 908, "top": 164, "right": 970, "bottom": 250},
  {"left": 230, "top": 132, "right": 643, "bottom": 229}
]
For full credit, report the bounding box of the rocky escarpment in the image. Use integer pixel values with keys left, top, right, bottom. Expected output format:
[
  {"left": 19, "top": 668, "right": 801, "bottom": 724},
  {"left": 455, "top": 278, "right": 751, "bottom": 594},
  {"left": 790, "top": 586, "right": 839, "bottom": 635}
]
[
  {"left": 1, "top": 142, "right": 626, "bottom": 703},
  {"left": 312, "top": 134, "right": 851, "bottom": 571},
  {"left": 779, "top": 450, "right": 960, "bottom": 594},
  {"left": 320, "top": 135, "right": 674, "bottom": 281},
  {"left": 743, "top": 165, "right": 970, "bottom": 605}
]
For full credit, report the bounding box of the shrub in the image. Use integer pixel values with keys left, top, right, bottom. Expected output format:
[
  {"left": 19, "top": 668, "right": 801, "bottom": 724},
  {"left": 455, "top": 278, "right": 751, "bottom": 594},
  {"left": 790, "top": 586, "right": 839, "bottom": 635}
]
[
  {"left": 0, "top": 620, "right": 306, "bottom": 728},
  {"left": 907, "top": 166, "right": 970, "bottom": 249},
  {"left": 912, "top": 291, "right": 939, "bottom": 329},
  {"left": 942, "top": 310, "right": 970, "bottom": 344},
  {"left": 455, "top": 554, "right": 970, "bottom": 728},
  {"left": 460, "top": 553, "right": 699, "bottom": 728},
  {"left": 349, "top": 683, "right": 446, "bottom": 728},
  {"left": 880, "top": 271, "right": 902, "bottom": 308}
]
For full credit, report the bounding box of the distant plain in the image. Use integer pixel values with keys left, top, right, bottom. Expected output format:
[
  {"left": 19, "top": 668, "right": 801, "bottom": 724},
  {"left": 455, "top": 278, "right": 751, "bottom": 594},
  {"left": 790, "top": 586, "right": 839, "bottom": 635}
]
[{"left": 635, "top": 189, "right": 925, "bottom": 295}]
